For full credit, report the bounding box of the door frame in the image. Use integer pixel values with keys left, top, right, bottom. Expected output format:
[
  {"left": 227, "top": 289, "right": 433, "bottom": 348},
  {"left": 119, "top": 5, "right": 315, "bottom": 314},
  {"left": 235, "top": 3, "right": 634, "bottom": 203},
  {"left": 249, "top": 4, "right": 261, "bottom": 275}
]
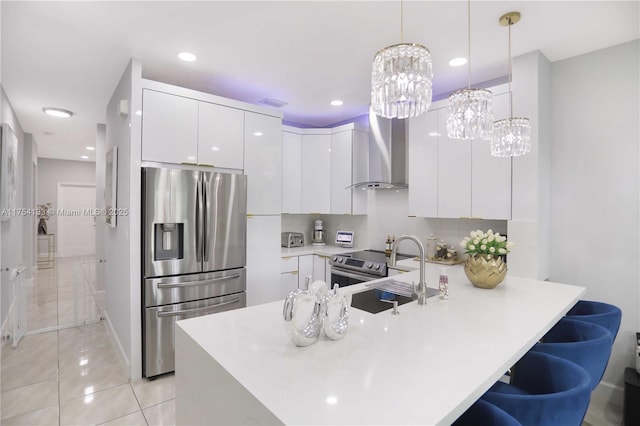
[{"left": 56, "top": 182, "right": 97, "bottom": 257}]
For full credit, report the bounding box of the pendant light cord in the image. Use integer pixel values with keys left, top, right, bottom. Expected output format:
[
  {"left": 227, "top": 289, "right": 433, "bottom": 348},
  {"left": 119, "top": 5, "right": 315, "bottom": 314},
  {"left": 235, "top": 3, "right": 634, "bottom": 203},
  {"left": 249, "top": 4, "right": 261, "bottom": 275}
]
[
  {"left": 467, "top": 0, "right": 471, "bottom": 89},
  {"left": 400, "top": 0, "right": 404, "bottom": 43},
  {"left": 508, "top": 18, "right": 513, "bottom": 118}
]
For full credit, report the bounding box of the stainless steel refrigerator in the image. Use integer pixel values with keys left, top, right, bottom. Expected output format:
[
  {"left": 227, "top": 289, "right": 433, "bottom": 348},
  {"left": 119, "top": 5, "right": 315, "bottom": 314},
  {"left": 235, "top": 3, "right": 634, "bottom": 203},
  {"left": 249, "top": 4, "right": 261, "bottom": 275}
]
[{"left": 142, "top": 166, "right": 247, "bottom": 377}]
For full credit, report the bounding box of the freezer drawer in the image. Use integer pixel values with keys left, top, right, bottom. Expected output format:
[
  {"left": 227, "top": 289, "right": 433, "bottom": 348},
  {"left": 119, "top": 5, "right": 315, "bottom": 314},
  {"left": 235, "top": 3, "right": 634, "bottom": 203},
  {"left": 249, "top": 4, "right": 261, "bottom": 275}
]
[
  {"left": 144, "top": 292, "right": 246, "bottom": 377},
  {"left": 144, "top": 268, "right": 246, "bottom": 308}
]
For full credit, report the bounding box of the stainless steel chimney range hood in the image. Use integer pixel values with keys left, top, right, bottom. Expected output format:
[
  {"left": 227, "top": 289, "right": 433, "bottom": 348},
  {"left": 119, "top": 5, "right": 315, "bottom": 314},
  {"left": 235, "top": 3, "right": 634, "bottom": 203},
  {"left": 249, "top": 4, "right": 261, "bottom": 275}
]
[{"left": 350, "top": 114, "right": 408, "bottom": 190}]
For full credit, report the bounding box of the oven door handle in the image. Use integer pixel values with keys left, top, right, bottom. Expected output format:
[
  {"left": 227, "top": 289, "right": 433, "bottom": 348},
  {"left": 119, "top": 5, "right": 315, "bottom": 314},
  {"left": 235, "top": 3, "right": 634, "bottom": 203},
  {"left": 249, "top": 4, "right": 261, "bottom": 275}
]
[
  {"left": 156, "top": 274, "right": 241, "bottom": 289},
  {"left": 156, "top": 298, "right": 241, "bottom": 318},
  {"left": 332, "top": 269, "right": 380, "bottom": 282}
]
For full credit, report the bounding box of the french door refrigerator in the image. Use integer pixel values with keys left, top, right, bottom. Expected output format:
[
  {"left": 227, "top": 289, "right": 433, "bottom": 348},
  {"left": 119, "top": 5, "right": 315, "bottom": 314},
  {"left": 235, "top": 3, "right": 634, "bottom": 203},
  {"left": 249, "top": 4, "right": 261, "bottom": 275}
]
[{"left": 142, "top": 166, "right": 247, "bottom": 377}]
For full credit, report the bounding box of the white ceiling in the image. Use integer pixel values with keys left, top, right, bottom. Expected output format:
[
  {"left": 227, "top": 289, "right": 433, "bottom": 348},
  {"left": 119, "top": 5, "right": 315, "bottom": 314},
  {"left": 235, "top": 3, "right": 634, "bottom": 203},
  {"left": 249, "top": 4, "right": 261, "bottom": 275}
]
[{"left": 2, "top": 1, "right": 638, "bottom": 162}]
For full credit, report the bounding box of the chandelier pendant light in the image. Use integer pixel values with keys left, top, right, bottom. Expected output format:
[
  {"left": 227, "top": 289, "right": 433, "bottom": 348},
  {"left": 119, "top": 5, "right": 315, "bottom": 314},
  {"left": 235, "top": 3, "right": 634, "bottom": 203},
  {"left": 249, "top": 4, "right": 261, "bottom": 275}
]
[
  {"left": 447, "top": 0, "right": 493, "bottom": 140},
  {"left": 490, "top": 11, "right": 531, "bottom": 157},
  {"left": 371, "top": 0, "right": 433, "bottom": 119}
]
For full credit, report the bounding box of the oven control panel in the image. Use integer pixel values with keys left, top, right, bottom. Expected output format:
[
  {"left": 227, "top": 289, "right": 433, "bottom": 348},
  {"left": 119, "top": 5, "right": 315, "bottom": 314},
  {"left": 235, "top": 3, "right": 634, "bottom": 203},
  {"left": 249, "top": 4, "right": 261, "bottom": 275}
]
[{"left": 330, "top": 254, "right": 387, "bottom": 277}]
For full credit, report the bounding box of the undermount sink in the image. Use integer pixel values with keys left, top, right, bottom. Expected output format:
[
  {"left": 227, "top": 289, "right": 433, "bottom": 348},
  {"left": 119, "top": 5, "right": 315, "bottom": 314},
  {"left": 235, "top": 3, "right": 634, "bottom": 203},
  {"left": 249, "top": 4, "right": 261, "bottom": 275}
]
[{"left": 350, "top": 288, "right": 437, "bottom": 314}]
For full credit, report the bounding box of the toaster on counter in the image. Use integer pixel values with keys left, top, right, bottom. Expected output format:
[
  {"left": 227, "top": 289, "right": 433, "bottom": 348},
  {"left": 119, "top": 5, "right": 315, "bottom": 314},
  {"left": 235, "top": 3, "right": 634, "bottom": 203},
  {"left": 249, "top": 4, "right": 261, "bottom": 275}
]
[{"left": 282, "top": 232, "right": 304, "bottom": 248}]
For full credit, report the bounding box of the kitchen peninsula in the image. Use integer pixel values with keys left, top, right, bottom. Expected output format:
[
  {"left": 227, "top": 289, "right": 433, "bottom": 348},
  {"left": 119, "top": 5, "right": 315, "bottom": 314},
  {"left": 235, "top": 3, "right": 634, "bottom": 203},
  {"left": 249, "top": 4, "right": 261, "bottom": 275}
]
[{"left": 175, "top": 262, "right": 585, "bottom": 425}]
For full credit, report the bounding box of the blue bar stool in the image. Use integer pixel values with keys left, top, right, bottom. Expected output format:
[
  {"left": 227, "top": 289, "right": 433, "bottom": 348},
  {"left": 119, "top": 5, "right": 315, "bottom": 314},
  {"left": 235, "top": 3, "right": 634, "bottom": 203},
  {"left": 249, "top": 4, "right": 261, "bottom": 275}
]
[
  {"left": 452, "top": 399, "right": 521, "bottom": 426},
  {"left": 531, "top": 317, "right": 613, "bottom": 390},
  {"left": 566, "top": 300, "right": 622, "bottom": 340},
  {"left": 481, "top": 351, "right": 591, "bottom": 426}
]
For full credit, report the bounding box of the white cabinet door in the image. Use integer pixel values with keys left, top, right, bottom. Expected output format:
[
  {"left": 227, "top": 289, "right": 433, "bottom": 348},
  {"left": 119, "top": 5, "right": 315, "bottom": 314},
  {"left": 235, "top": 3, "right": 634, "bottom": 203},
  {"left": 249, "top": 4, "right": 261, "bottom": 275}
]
[
  {"left": 471, "top": 93, "right": 512, "bottom": 219},
  {"left": 351, "top": 129, "right": 369, "bottom": 215},
  {"left": 142, "top": 89, "right": 198, "bottom": 164},
  {"left": 330, "top": 130, "right": 353, "bottom": 215},
  {"left": 247, "top": 215, "right": 281, "bottom": 306},
  {"left": 313, "top": 254, "right": 331, "bottom": 283},
  {"left": 437, "top": 110, "right": 471, "bottom": 218},
  {"left": 298, "top": 255, "right": 314, "bottom": 289},
  {"left": 408, "top": 109, "right": 439, "bottom": 217},
  {"left": 197, "top": 102, "right": 244, "bottom": 169},
  {"left": 282, "top": 131, "right": 302, "bottom": 214},
  {"left": 300, "top": 134, "right": 331, "bottom": 214},
  {"left": 280, "top": 272, "right": 298, "bottom": 299},
  {"left": 245, "top": 112, "right": 283, "bottom": 215}
]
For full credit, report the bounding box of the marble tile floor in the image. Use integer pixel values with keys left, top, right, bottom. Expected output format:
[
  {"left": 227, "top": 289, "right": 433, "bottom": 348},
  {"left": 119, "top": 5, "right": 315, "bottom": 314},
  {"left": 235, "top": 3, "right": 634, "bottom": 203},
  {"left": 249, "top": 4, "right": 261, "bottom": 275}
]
[{"left": 1, "top": 322, "right": 175, "bottom": 425}]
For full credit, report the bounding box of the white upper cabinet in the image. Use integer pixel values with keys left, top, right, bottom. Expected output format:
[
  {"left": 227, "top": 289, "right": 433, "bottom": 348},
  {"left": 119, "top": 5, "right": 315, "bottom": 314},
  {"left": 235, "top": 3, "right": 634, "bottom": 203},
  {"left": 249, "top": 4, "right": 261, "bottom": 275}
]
[
  {"left": 330, "top": 128, "right": 368, "bottom": 215},
  {"left": 142, "top": 89, "right": 198, "bottom": 164},
  {"left": 300, "top": 134, "right": 331, "bottom": 214},
  {"left": 407, "top": 84, "right": 512, "bottom": 220},
  {"left": 282, "top": 131, "right": 302, "bottom": 214},
  {"left": 437, "top": 110, "right": 472, "bottom": 218},
  {"left": 408, "top": 109, "right": 438, "bottom": 217},
  {"left": 471, "top": 92, "right": 512, "bottom": 219},
  {"left": 244, "top": 112, "right": 282, "bottom": 215},
  {"left": 330, "top": 130, "right": 353, "bottom": 215},
  {"left": 197, "top": 102, "right": 244, "bottom": 169}
]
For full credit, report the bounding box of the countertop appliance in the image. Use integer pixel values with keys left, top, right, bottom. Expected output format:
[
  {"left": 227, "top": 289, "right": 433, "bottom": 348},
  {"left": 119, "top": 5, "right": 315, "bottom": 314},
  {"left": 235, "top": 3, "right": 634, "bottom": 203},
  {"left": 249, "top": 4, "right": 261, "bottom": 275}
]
[
  {"left": 281, "top": 232, "right": 304, "bottom": 248},
  {"left": 329, "top": 249, "right": 413, "bottom": 287},
  {"left": 312, "top": 219, "right": 326, "bottom": 246},
  {"left": 142, "top": 167, "right": 247, "bottom": 377}
]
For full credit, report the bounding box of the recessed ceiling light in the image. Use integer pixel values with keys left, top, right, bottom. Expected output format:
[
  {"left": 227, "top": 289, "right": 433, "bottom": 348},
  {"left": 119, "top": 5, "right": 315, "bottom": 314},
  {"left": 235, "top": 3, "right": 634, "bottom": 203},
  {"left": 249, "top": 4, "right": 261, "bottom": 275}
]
[
  {"left": 211, "top": 146, "right": 220, "bottom": 151},
  {"left": 429, "top": 131, "right": 440, "bottom": 137},
  {"left": 43, "top": 107, "right": 73, "bottom": 118},
  {"left": 135, "top": 110, "right": 142, "bottom": 116},
  {"left": 178, "top": 52, "right": 197, "bottom": 62},
  {"left": 449, "top": 57, "right": 468, "bottom": 67},
  {"left": 330, "top": 100, "right": 344, "bottom": 106},
  {"left": 86, "top": 146, "right": 95, "bottom": 151},
  {"left": 81, "top": 155, "right": 89, "bottom": 160},
  {"left": 253, "top": 131, "right": 263, "bottom": 136}
]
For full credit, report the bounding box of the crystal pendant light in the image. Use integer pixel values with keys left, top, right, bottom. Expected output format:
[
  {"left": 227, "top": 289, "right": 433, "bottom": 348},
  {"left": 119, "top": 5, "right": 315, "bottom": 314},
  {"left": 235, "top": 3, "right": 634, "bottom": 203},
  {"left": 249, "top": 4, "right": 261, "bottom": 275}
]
[
  {"left": 447, "top": 0, "right": 493, "bottom": 140},
  {"left": 371, "top": 0, "right": 433, "bottom": 119},
  {"left": 490, "top": 12, "right": 531, "bottom": 157}
]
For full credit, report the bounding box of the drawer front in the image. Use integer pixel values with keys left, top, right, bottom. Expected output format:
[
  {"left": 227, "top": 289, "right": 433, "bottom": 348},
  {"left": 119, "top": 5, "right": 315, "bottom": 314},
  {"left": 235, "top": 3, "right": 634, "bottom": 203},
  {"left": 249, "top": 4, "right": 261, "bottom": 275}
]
[
  {"left": 281, "top": 256, "right": 299, "bottom": 273},
  {"left": 144, "top": 268, "right": 246, "bottom": 307}
]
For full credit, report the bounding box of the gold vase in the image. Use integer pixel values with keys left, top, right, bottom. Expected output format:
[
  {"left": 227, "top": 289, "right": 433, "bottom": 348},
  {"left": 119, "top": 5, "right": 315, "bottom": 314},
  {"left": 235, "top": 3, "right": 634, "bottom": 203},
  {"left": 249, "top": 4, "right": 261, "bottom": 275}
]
[{"left": 464, "top": 254, "right": 507, "bottom": 289}]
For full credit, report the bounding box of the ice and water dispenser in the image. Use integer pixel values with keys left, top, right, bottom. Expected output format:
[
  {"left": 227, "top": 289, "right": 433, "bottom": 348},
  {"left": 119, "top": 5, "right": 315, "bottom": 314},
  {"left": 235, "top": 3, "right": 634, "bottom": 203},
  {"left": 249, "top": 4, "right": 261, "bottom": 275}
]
[{"left": 154, "top": 223, "right": 184, "bottom": 260}]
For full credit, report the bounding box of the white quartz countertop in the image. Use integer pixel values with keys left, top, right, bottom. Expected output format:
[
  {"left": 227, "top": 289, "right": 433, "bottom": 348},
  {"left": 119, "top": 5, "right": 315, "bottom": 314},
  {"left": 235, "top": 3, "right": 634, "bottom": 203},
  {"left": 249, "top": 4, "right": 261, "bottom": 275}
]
[
  {"left": 281, "top": 245, "right": 357, "bottom": 257},
  {"left": 177, "top": 266, "right": 585, "bottom": 425}
]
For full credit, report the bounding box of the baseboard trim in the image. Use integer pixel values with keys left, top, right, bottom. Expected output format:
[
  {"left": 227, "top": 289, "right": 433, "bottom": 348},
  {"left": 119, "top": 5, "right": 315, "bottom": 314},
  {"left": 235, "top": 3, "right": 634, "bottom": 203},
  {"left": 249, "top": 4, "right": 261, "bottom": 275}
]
[
  {"left": 105, "top": 314, "right": 131, "bottom": 379},
  {"left": 593, "top": 380, "right": 624, "bottom": 405}
]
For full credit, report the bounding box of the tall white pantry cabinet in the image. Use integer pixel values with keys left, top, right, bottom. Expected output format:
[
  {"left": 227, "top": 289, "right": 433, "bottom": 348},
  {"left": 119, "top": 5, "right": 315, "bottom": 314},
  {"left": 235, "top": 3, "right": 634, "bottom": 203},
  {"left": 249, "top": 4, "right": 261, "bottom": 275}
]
[{"left": 139, "top": 80, "right": 283, "bottom": 307}]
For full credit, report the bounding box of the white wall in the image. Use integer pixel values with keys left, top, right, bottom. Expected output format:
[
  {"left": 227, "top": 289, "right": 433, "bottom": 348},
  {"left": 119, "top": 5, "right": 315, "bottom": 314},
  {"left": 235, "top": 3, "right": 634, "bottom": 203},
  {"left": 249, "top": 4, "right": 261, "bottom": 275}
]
[
  {"left": 1, "top": 87, "right": 25, "bottom": 334},
  {"left": 36, "top": 158, "right": 95, "bottom": 249},
  {"left": 104, "top": 58, "right": 143, "bottom": 379},
  {"left": 95, "top": 124, "right": 106, "bottom": 289},
  {"left": 22, "top": 134, "right": 37, "bottom": 279},
  {"left": 549, "top": 40, "right": 639, "bottom": 400}
]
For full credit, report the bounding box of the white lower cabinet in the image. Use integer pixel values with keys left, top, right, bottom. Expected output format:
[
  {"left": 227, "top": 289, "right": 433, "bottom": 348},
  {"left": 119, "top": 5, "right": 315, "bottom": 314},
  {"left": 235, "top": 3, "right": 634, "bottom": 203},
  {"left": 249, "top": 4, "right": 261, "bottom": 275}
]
[
  {"left": 247, "top": 215, "right": 281, "bottom": 306},
  {"left": 280, "top": 270, "right": 298, "bottom": 299},
  {"left": 298, "top": 255, "right": 314, "bottom": 288},
  {"left": 313, "top": 255, "right": 331, "bottom": 284}
]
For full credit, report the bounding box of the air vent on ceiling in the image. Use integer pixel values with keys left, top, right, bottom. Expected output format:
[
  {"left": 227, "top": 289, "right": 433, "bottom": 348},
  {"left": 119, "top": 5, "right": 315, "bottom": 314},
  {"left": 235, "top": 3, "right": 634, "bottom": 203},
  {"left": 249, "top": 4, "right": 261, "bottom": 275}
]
[{"left": 258, "top": 98, "right": 288, "bottom": 108}]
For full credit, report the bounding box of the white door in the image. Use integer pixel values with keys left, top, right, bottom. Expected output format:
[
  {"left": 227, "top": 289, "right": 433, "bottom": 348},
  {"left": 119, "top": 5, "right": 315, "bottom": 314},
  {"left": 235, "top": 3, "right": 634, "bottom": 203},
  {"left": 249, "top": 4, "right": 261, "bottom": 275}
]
[{"left": 57, "top": 184, "right": 96, "bottom": 257}]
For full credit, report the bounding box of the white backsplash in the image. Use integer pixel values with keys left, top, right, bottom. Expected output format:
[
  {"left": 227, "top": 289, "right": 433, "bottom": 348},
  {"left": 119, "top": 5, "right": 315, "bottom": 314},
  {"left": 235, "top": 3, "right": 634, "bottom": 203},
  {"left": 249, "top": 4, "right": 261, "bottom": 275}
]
[{"left": 281, "top": 189, "right": 507, "bottom": 257}]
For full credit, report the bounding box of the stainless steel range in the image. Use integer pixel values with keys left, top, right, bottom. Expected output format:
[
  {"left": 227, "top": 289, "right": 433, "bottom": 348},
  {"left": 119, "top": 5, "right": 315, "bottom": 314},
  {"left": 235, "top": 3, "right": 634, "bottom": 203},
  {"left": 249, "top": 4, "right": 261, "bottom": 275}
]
[{"left": 329, "top": 250, "right": 413, "bottom": 287}]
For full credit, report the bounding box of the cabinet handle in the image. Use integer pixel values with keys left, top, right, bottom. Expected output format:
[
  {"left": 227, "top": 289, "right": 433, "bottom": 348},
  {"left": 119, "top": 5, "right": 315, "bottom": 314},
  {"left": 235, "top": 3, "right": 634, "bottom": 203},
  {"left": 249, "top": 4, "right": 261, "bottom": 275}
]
[
  {"left": 198, "top": 163, "right": 215, "bottom": 168},
  {"left": 181, "top": 162, "right": 198, "bottom": 166},
  {"left": 459, "top": 216, "right": 483, "bottom": 220},
  {"left": 290, "top": 271, "right": 298, "bottom": 275},
  {"left": 246, "top": 214, "right": 254, "bottom": 217},
  {"left": 408, "top": 215, "right": 417, "bottom": 218}
]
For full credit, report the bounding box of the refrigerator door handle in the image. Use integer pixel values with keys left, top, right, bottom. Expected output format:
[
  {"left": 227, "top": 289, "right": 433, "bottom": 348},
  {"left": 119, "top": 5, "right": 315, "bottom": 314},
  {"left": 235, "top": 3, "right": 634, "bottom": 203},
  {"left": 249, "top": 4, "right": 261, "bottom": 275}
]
[
  {"left": 156, "top": 274, "right": 241, "bottom": 288},
  {"left": 156, "top": 297, "right": 242, "bottom": 318},
  {"left": 195, "top": 175, "right": 203, "bottom": 263},
  {"left": 203, "top": 176, "right": 208, "bottom": 261}
]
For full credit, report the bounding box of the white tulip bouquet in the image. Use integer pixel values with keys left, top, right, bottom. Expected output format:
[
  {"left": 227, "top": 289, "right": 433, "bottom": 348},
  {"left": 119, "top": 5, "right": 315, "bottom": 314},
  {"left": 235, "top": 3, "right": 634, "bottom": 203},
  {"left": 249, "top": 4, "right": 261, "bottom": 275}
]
[{"left": 460, "top": 229, "right": 514, "bottom": 256}]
